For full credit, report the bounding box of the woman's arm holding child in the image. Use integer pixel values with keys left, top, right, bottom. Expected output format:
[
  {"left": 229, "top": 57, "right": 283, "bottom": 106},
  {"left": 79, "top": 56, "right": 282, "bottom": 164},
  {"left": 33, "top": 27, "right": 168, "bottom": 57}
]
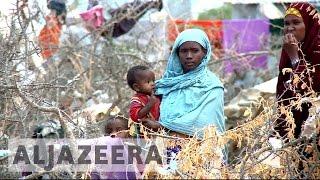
[{"left": 140, "top": 119, "right": 162, "bottom": 131}]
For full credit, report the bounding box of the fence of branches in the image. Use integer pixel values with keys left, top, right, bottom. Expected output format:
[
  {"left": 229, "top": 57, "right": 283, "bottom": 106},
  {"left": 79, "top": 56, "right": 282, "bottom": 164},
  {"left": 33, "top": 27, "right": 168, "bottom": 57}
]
[{"left": 0, "top": 0, "right": 319, "bottom": 179}]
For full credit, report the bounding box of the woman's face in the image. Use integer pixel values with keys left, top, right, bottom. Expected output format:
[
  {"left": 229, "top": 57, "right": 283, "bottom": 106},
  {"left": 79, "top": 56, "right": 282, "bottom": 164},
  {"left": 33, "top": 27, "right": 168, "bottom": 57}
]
[
  {"left": 178, "top": 41, "right": 206, "bottom": 73},
  {"left": 284, "top": 14, "right": 306, "bottom": 42}
]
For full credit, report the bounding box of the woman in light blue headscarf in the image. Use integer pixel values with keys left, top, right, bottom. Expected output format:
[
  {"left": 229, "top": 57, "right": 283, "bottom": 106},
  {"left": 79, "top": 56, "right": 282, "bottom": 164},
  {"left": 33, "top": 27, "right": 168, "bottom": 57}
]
[{"left": 156, "top": 28, "right": 225, "bottom": 138}]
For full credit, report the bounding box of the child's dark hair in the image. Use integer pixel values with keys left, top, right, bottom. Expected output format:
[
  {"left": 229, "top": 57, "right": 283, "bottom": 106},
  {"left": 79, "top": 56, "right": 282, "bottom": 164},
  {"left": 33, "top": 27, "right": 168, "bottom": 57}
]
[
  {"left": 126, "top": 65, "right": 149, "bottom": 90},
  {"left": 104, "top": 115, "right": 129, "bottom": 133}
]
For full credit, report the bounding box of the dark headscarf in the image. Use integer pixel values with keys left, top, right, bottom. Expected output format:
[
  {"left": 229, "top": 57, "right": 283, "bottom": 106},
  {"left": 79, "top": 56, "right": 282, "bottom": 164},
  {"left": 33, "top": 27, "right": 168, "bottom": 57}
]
[
  {"left": 277, "top": 2, "right": 320, "bottom": 100},
  {"left": 276, "top": 2, "right": 320, "bottom": 138}
]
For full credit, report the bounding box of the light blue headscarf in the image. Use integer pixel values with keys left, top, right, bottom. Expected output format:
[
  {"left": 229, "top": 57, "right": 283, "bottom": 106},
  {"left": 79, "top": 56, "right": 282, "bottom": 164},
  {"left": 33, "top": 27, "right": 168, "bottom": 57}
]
[{"left": 155, "top": 29, "right": 225, "bottom": 137}]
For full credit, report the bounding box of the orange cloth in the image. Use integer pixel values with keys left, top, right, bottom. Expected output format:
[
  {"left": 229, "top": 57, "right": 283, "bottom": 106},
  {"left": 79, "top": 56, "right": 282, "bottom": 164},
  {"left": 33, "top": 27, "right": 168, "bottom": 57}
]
[
  {"left": 38, "top": 15, "right": 62, "bottom": 59},
  {"left": 167, "top": 19, "right": 223, "bottom": 57},
  {"left": 167, "top": 20, "right": 222, "bottom": 41}
]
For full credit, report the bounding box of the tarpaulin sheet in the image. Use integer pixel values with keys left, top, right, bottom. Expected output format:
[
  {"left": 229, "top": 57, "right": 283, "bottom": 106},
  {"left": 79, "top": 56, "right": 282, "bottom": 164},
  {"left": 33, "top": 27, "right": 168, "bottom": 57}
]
[{"left": 222, "top": 19, "right": 270, "bottom": 73}]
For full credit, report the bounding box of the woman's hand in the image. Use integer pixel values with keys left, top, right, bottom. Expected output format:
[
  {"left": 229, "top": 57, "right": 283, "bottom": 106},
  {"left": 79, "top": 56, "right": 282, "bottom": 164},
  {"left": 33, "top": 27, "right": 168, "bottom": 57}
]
[
  {"left": 141, "top": 119, "right": 162, "bottom": 131},
  {"left": 283, "top": 33, "right": 298, "bottom": 54},
  {"left": 283, "top": 33, "right": 300, "bottom": 68}
]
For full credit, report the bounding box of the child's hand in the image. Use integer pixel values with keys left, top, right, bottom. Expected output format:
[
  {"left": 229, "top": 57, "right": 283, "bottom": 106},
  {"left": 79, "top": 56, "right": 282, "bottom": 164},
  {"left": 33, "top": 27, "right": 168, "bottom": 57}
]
[
  {"left": 148, "top": 91, "right": 158, "bottom": 106},
  {"left": 137, "top": 92, "right": 158, "bottom": 119}
]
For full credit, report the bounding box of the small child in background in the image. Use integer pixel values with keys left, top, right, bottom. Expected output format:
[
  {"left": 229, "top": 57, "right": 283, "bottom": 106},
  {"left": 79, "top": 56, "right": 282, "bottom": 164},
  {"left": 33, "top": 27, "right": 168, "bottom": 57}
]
[
  {"left": 127, "top": 65, "right": 162, "bottom": 131},
  {"left": 104, "top": 115, "right": 130, "bottom": 138},
  {"left": 90, "top": 115, "right": 138, "bottom": 179}
]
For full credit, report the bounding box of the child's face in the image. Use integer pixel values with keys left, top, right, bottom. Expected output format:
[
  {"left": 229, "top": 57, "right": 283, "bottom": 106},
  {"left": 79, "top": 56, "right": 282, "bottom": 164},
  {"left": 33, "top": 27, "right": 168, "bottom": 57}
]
[
  {"left": 133, "top": 70, "right": 156, "bottom": 95},
  {"left": 105, "top": 119, "right": 128, "bottom": 138}
]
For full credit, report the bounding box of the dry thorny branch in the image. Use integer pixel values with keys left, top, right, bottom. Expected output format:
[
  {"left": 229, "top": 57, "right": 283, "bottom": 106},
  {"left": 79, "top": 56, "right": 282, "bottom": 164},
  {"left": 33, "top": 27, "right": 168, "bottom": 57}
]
[{"left": 0, "top": 0, "right": 319, "bottom": 179}]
